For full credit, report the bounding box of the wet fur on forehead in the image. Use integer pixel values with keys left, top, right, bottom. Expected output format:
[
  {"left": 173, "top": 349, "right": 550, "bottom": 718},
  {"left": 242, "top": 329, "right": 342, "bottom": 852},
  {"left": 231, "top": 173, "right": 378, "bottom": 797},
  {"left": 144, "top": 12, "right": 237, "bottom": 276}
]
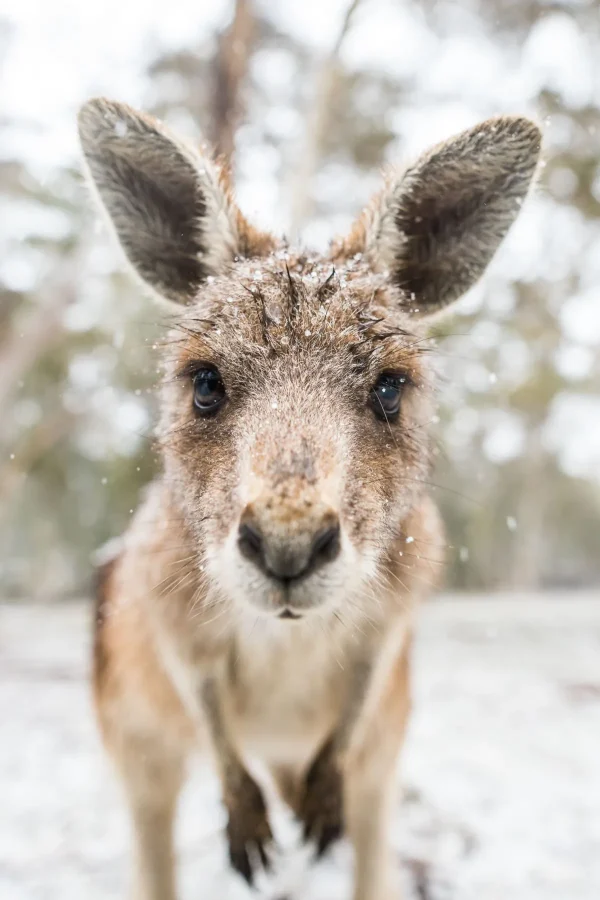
[{"left": 166, "top": 251, "right": 433, "bottom": 388}]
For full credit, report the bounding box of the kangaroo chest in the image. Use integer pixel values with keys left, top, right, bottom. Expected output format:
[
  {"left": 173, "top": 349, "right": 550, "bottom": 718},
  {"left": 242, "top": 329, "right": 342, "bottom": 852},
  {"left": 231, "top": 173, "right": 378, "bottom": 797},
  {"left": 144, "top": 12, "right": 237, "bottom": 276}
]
[{"left": 224, "top": 623, "right": 348, "bottom": 765}]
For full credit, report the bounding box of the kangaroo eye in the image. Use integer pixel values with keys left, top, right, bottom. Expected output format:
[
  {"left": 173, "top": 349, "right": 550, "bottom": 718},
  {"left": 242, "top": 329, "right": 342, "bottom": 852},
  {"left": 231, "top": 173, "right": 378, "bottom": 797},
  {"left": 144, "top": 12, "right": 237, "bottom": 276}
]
[
  {"left": 370, "top": 373, "right": 406, "bottom": 421},
  {"left": 193, "top": 367, "right": 226, "bottom": 414}
]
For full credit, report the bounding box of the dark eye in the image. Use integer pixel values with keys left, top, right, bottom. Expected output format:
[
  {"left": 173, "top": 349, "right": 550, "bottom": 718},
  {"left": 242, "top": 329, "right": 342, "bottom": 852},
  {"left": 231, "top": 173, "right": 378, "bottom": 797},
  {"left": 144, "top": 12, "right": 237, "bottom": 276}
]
[
  {"left": 370, "top": 373, "right": 406, "bottom": 420},
  {"left": 193, "top": 367, "right": 226, "bottom": 414}
]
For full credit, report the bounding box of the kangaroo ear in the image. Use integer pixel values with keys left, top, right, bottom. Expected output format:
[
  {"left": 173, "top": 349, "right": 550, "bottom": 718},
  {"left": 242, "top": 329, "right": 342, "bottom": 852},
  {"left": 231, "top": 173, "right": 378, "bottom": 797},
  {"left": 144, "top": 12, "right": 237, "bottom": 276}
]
[
  {"left": 334, "top": 116, "right": 542, "bottom": 317},
  {"left": 78, "top": 98, "right": 273, "bottom": 306}
]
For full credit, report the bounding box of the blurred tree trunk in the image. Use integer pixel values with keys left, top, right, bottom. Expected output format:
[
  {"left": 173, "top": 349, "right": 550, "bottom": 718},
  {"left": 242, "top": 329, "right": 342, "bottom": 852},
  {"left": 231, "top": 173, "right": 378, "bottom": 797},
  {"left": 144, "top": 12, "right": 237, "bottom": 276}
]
[
  {"left": 509, "top": 425, "right": 546, "bottom": 590},
  {"left": 289, "top": 0, "right": 363, "bottom": 238},
  {"left": 0, "top": 269, "right": 77, "bottom": 429},
  {"left": 0, "top": 407, "right": 75, "bottom": 515},
  {"left": 211, "top": 0, "right": 255, "bottom": 168}
]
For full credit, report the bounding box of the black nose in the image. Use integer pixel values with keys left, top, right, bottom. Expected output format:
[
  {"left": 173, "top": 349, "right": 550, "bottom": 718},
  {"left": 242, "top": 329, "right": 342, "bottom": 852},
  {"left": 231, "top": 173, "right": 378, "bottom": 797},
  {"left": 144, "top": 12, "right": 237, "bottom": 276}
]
[{"left": 237, "top": 518, "right": 341, "bottom": 583}]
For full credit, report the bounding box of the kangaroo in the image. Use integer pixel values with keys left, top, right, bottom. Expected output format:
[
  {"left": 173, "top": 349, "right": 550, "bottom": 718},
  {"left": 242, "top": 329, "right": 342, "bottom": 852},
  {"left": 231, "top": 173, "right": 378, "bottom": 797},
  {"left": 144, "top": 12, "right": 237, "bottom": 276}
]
[{"left": 78, "top": 98, "right": 541, "bottom": 900}]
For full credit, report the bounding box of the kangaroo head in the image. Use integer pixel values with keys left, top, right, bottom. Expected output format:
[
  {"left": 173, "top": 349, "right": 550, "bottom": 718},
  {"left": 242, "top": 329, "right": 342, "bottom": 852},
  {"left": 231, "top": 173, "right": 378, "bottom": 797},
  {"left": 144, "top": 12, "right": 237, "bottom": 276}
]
[{"left": 79, "top": 98, "right": 540, "bottom": 621}]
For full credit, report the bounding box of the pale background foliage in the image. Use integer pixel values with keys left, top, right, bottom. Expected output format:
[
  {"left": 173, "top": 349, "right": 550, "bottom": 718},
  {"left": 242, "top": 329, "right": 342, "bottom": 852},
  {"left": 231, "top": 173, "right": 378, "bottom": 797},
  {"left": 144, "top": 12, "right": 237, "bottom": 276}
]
[{"left": 1, "top": 0, "right": 599, "bottom": 597}]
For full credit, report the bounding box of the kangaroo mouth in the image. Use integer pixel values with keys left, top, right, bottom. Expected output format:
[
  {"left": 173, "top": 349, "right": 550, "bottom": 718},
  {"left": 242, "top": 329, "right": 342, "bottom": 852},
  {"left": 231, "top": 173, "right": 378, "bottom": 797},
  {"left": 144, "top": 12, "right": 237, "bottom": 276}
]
[{"left": 278, "top": 608, "right": 302, "bottom": 620}]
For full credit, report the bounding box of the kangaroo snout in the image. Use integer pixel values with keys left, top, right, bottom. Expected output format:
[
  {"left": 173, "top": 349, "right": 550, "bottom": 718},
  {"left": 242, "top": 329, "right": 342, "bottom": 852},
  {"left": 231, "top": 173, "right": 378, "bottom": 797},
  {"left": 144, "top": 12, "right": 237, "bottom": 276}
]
[{"left": 238, "top": 504, "right": 341, "bottom": 585}]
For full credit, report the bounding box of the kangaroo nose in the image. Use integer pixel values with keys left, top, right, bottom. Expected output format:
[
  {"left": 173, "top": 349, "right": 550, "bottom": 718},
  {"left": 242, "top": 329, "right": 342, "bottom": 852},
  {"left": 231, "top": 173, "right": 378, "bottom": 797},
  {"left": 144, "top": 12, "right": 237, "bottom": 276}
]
[{"left": 237, "top": 513, "right": 341, "bottom": 583}]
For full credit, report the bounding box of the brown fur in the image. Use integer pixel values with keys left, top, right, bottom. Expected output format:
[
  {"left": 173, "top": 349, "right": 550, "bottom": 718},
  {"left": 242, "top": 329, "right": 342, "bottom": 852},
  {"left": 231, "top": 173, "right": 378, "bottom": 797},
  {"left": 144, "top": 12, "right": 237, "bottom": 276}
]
[
  {"left": 299, "top": 734, "right": 345, "bottom": 855},
  {"left": 79, "top": 98, "right": 541, "bottom": 900},
  {"left": 92, "top": 553, "right": 117, "bottom": 693}
]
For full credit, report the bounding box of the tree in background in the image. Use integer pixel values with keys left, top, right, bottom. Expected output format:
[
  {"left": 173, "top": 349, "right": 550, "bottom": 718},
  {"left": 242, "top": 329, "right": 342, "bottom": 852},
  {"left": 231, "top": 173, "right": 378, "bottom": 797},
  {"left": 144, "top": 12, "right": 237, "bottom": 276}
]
[{"left": 0, "top": 0, "right": 599, "bottom": 598}]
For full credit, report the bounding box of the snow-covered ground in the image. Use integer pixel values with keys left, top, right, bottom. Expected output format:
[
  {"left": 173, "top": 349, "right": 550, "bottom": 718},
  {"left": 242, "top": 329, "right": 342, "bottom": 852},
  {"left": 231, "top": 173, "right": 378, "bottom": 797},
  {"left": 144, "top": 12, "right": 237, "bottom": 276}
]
[{"left": 1, "top": 594, "right": 599, "bottom": 900}]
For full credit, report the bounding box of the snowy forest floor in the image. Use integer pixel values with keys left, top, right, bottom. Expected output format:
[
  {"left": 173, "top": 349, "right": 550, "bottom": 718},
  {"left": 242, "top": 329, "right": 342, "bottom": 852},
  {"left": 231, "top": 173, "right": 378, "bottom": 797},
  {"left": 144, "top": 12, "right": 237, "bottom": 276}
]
[{"left": 1, "top": 594, "right": 599, "bottom": 900}]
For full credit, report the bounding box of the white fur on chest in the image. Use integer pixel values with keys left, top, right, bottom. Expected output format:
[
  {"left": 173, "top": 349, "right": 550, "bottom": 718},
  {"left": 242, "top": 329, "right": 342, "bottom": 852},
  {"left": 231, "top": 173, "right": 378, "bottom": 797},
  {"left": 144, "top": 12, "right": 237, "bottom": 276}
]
[
  {"left": 227, "top": 615, "right": 349, "bottom": 765},
  {"left": 154, "top": 607, "right": 350, "bottom": 767}
]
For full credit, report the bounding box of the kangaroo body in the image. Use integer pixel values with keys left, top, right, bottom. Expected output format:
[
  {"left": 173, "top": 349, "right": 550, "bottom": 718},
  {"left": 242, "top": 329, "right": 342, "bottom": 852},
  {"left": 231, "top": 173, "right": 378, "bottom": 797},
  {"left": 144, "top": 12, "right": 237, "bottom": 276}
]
[{"left": 78, "top": 98, "right": 541, "bottom": 900}]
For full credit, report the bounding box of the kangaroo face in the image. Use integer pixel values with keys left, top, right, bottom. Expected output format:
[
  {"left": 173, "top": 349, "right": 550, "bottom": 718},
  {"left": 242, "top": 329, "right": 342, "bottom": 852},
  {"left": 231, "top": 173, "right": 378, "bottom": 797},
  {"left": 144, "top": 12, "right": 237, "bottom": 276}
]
[
  {"left": 159, "top": 259, "right": 434, "bottom": 618},
  {"left": 78, "top": 98, "right": 541, "bottom": 619}
]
